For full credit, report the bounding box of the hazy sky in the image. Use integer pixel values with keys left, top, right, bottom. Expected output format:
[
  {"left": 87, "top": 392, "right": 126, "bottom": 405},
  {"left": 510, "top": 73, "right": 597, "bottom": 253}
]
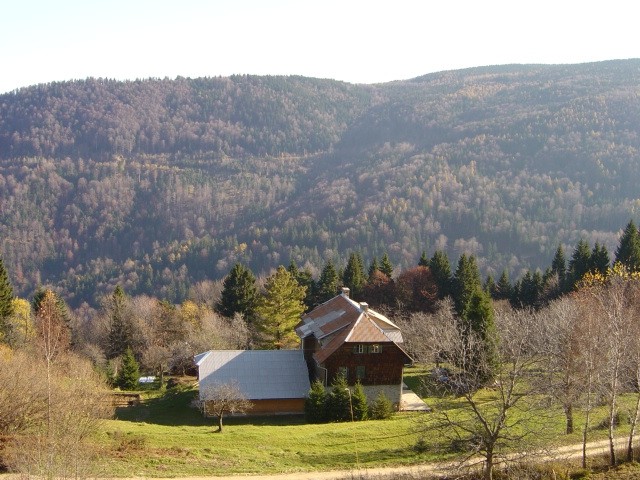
[{"left": 1, "top": 0, "right": 638, "bottom": 94}]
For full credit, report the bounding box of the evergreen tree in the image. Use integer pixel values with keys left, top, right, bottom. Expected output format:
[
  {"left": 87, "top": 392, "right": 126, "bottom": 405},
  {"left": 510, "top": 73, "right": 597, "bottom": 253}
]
[
  {"left": 484, "top": 274, "right": 496, "bottom": 297},
  {"left": 590, "top": 242, "right": 610, "bottom": 276},
  {"left": 551, "top": 244, "right": 567, "bottom": 289},
  {"left": 429, "top": 250, "right": 452, "bottom": 299},
  {"left": 495, "top": 270, "right": 512, "bottom": 301},
  {"left": 463, "top": 289, "right": 498, "bottom": 381},
  {"left": 418, "top": 251, "right": 429, "bottom": 267},
  {"left": 217, "top": 263, "right": 257, "bottom": 320},
  {"left": 615, "top": 220, "right": 640, "bottom": 272},
  {"left": 367, "top": 256, "right": 380, "bottom": 280},
  {"left": 288, "top": 260, "right": 315, "bottom": 311},
  {"left": 369, "top": 391, "right": 394, "bottom": 419},
  {"left": 452, "top": 254, "right": 482, "bottom": 317},
  {"left": 568, "top": 239, "right": 592, "bottom": 288},
  {"left": 305, "top": 380, "right": 327, "bottom": 423},
  {"left": 254, "top": 266, "right": 306, "bottom": 349},
  {"left": 326, "top": 373, "right": 351, "bottom": 422},
  {"left": 117, "top": 347, "right": 140, "bottom": 391},
  {"left": 316, "top": 260, "right": 340, "bottom": 304},
  {"left": 379, "top": 253, "right": 394, "bottom": 278},
  {"left": 351, "top": 381, "right": 369, "bottom": 421},
  {"left": 342, "top": 252, "right": 366, "bottom": 298},
  {"left": 105, "top": 285, "right": 133, "bottom": 359},
  {"left": 0, "top": 257, "right": 15, "bottom": 341}
]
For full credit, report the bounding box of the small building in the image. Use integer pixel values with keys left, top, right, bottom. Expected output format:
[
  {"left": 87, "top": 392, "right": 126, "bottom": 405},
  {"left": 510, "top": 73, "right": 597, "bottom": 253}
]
[
  {"left": 296, "top": 287, "right": 413, "bottom": 408},
  {"left": 194, "top": 349, "right": 310, "bottom": 415}
]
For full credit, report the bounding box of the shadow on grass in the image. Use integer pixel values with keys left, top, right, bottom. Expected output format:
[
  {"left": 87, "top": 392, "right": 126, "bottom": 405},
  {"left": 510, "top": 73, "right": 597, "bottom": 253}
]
[{"left": 114, "top": 387, "right": 307, "bottom": 427}]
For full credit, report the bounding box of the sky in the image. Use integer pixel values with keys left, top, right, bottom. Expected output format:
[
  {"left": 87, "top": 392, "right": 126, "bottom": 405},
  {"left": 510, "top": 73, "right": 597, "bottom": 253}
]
[{"left": 1, "top": 0, "right": 639, "bottom": 94}]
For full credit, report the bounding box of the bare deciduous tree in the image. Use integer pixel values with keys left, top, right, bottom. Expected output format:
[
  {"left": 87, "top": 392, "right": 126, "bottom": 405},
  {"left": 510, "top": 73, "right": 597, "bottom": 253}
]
[
  {"left": 420, "top": 304, "right": 552, "bottom": 480},
  {"left": 192, "top": 382, "right": 252, "bottom": 433}
]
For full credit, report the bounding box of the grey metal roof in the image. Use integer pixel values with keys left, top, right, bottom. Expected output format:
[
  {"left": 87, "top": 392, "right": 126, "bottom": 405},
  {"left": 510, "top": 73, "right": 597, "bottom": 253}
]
[{"left": 195, "top": 350, "right": 311, "bottom": 400}]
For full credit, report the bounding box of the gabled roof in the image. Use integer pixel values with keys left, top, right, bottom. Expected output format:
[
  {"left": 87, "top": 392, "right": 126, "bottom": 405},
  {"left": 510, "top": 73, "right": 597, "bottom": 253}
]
[
  {"left": 297, "top": 290, "right": 412, "bottom": 365},
  {"left": 195, "top": 350, "right": 310, "bottom": 400}
]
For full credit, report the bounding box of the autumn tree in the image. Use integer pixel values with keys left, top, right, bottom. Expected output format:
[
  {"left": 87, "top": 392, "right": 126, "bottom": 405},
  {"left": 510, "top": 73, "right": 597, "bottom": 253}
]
[
  {"left": 193, "top": 382, "right": 252, "bottom": 432},
  {"left": 394, "top": 266, "right": 438, "bottom": 312},
  {"left": 254, "top": 266, "right": 306, "bottom": 349}
]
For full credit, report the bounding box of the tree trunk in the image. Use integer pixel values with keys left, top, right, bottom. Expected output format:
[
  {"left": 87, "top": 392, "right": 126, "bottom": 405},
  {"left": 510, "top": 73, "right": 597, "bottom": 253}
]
[
  {"left": 483, "top": 451, "right": 494, "bottom": 480},
  {"left": 582, "top": 407, "right": 590, "bottom": 469},
  {"left": 609, "top": 391, "right": 618, "bottom": 466},
  {"left": 217, "top": 413, "right": 223, "bottom": 433},
  {"left": 628, "top": 390, "right": 640, "bottom": 461},
  {"left": 564, "top": 403, "right": 574, "bottom": 435}
]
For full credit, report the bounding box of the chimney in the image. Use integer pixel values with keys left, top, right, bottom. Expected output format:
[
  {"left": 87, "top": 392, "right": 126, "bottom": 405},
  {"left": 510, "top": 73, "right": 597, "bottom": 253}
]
[
  {"left": 359, "top": 302, "right": 369, "bottom": 313},
  {"left": 341, "top": 287, "right": 350, "bottom": 298}
]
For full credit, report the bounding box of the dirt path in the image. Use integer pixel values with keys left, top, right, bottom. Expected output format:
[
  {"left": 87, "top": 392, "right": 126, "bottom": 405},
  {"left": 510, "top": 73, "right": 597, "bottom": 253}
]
[{"left": 0, "top": 437, "right": 627, "bottom": 479}]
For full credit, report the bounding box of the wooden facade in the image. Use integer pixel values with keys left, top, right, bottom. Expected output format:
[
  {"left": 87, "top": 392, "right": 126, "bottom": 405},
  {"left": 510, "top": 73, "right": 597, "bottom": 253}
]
[{"left": 322, "top": 342, "right": 406, "bottom": 386}]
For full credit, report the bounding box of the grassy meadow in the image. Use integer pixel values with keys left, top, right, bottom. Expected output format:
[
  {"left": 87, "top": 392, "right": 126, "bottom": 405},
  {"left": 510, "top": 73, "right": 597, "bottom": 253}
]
[{"left": 94, "top": 366, "right": 640, "bottom": 478}]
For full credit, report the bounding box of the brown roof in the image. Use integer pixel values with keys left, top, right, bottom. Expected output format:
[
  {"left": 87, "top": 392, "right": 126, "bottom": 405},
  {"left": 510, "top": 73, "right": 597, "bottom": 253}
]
[{"left": 297, "top": 292, "right": 411, "bottom": 365}]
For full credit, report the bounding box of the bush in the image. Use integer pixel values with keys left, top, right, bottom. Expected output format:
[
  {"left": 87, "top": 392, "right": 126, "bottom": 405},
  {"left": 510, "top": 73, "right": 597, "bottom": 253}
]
[
  {"left": 305, "top": 380, "right": 327, "bottom": 423},
  {"left": 369, "top": 391, "right": 394, "bottom": 420}
]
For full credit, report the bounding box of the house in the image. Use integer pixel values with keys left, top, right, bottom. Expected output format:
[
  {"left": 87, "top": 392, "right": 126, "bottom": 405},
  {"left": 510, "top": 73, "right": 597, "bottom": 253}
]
[
  {"left": 194, "top": 349, "right": 310, "bottom": 415},
  {"left": 296, "top": 287, "right": 413, "bottom": 408},
  {"left": 194, "top": 287, "right": 413, "bottom": 414}
]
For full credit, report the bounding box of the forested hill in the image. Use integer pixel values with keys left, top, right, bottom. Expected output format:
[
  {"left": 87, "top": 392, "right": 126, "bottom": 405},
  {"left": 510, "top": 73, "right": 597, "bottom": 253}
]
[{"left": 1, "top": 60, "right": 640, "bottom": 306}]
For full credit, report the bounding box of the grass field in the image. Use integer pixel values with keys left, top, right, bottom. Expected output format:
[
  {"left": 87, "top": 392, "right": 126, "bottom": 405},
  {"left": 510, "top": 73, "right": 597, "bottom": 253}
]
[{"left": 95, "top": 367, "right": 640, "bottom": 478}]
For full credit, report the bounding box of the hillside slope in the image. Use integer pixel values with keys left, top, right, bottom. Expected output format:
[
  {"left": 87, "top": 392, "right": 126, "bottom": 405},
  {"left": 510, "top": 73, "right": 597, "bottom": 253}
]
[{"left": 1, "top": 60, "right": 639, "bottom": 305}]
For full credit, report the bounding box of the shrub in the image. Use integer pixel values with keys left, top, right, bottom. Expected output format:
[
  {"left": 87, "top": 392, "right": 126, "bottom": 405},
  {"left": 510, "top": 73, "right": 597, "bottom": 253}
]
[
  {"left": 369, "top": 391, "right": 394, "bottom": 420},
  {"left": 305, "top": 380, "right": 327, "bottom": 423}
]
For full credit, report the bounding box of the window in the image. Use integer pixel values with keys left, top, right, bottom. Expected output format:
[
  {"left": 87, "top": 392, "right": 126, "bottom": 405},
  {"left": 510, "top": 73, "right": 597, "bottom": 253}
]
[
  {"left": 370, "top": 344, "right": 381, "bottom": 354},
  {"left": 356, "top": 365, "right": 365, "bottom": 381},
  {"left": 357, "top": 344, "right": 365, "bottom": 354}
]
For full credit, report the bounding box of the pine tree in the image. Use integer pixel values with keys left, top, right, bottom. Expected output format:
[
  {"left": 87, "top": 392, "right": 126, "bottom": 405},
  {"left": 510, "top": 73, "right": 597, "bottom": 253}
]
[
  {"left": 615, "top": 220, "right": 640, "bottom": 272},
  {"left": 484, "top": 274, "right": 496, "bottom": 297},
  {"left": 288, "top": 260, "right": 314, "bottom": 311},
  {"left": 452, "top": 254, "right": 482, "bottom": 317},
  {"left": 380, "top": 253, "right": 394, "bottom": 279},
  {"left": 551, "top": 244, "right": 567, "bottom": 288},
  {"left": 217, "top": 263, "right": 257, "bottom": 320},
  {"left": 367, "top": 256, "right": 380, "bottom": 280},
  {"left": 568, "top": 239, "right": 592, "bottom": 288},
  {"left": 370, "top": 391, "right": 394, "bottom": 419},
  {"left": 255, "top": 266, "right": 306, "bottom": 349},
  {"left": 429, "top": 250, "right": 452, "bottom": 299},
  {"left": 463, "top": 289, "right": 498, "bottom": 381},
  {"left": 590, "top": 242, "right": 610, "bottom": 276},
  {"left": 418, "top": 251, "right": 429, "bottom": 267},
  {"left": 0, "top": 257, "right": 15, "bottom": 341},
  {"left": 351, "top": 381, "right": 369, "bottom": 421},
  {"left": 305, "top": 380, "right": 327, "bottom": 423},
  {"left": 326, "top": 373, "right": 351, "bottom": 422},
  {"left": 495, "top": 270, "right": 512, "bottom": 301},
  {"left": 316, "top": 260, "right": 340, "bottom": 304},
  {"left": 117, "top": 347, "right": 140, "bottom": 391},
  {"left": 343, "top": 252, "right": 366, "bottom": 298},
  {"left": 105, "top": 285, "right": 133, "bottom": 359}
]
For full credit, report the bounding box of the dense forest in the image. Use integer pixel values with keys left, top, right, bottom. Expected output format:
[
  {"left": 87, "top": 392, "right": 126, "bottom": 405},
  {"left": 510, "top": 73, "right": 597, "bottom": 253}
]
[{"left": 1, "top": 60, "right": 640, "bottom": 306}]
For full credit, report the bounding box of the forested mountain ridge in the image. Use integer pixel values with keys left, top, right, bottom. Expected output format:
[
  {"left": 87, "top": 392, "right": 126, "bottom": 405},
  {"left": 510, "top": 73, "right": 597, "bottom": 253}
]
[{"left": 1, "top": 60, "right": 640, "bottom": 306}]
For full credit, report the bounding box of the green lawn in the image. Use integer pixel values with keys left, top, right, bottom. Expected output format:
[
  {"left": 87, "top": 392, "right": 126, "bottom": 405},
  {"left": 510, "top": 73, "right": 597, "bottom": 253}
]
[{"left": 96, "top": 369, "right": 640, "bottom": 477}]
